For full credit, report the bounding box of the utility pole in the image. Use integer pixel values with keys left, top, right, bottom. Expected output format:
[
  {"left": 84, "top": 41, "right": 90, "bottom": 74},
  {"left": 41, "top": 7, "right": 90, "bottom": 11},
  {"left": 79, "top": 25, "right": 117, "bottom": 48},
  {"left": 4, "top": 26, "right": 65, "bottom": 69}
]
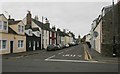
[{"left": 112, "top": 0, "right": 116, "bottom": 57}]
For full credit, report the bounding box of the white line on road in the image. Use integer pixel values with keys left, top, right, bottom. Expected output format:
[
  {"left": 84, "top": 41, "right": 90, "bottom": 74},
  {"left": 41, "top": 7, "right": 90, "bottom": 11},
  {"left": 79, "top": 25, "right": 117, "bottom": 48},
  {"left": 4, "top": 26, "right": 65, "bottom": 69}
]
[
  {"left": 45, "top": 59, "right": 98, "bottom": 63},
  {"left": 58, "top": 52, "right": 64, "bottom": 55},
  {"left": 78, "top": 55, "right": 82, "bottom": 57},
  {"left": 45, "top": 55, "right": 55, "bottom": 61}
]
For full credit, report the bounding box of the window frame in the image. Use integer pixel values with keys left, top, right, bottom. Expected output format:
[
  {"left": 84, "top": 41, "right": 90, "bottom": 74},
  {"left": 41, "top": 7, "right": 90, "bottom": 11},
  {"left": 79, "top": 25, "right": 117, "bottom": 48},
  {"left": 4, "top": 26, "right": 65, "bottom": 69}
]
[
  {"left": 0, "top": 39, "right": 7, "bottom": 50},
  {"left": 37, "top": 41, "right": 39, "bottom": 47},
  {"left": 3, "top": 21, "right": 7, "bottom": 31},
  {"left": 0, "top": 21, "right": 3, "bottom": 30},
  {"left": 18, "top": 40, "right": 24, "bottom": 48}
]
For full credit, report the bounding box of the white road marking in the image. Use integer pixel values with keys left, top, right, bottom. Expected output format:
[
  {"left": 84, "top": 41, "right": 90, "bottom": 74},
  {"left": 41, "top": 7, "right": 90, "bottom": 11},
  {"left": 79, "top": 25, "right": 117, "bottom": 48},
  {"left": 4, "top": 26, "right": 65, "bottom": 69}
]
[
  {"left": 45, "top": 55, "right": 55, "bottom": 61},
  {"left": 78, "top": 55, "right": 82, "bottom": 57},
  {"left": 70, "top": 54, "right": 73, "bottom": 57},
  {"left": 45, "top": 59, "right": 98, "bottom": 63},
  {"left": 65, "top": 54, "right": 69, "bottom": 56},
  {"left": 73, "top": 55, "right": 76, "bottom": 57},
  {"left": 58, "top": 52, "right": 64, "bottom": 55}
]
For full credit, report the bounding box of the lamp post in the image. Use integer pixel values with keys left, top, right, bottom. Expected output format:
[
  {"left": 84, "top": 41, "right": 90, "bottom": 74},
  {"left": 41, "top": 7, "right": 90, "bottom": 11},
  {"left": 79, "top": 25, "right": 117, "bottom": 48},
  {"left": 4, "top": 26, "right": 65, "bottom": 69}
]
[{"left": 112, "top": 0, "right": 116, "bottom": 57}]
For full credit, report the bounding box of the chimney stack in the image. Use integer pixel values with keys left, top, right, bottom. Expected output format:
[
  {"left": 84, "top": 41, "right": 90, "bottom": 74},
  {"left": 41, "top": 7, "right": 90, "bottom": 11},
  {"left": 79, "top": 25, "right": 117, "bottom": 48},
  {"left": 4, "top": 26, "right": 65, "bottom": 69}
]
[
  {"left": 52, "top": 26, "right": 56, "bottom": 31},
  {"left": 26, "top": 11, "right": 32, "bottom": 25},
  {"left": 34, "top": 15, "right": 39, "bottom": 21},
  {"left": 45, "top": 18, "right": 50, "bottom": 28}
]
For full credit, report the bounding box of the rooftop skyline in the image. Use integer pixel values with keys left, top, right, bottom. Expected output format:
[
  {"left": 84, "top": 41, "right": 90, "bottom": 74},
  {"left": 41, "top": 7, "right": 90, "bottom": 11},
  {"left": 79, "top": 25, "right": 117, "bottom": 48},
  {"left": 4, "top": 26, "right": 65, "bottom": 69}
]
[{"left": 0, "top": 1, "right": 116, "bottom": 37}]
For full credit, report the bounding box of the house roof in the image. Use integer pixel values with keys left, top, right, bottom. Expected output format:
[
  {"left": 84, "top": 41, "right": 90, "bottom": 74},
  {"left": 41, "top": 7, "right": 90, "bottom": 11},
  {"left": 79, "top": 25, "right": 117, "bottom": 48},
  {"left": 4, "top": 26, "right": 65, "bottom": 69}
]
[
  {"left": 8, "top": 19, "right": 21, "bottom": 25},
  {"left": 32, "top": 18, "right": 51, "bottom": 31},
  {"left": 32, "top": 27, "right": 39, "bottom": 31},
  {"left": 8, "top": 27, "right": 17, "bottom": 34},
  {"left": 0, "top": 14, "right": 8, "bottom": 20}
]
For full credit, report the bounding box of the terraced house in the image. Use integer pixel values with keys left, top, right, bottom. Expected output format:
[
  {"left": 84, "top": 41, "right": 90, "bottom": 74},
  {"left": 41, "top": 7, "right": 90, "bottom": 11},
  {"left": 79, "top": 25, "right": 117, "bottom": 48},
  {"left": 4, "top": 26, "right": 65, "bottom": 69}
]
[
  {"left": 0, "top": 14, "right": 26, "bottom": 54},
  {"left": 90, "top": 2, "right": 120, "bottom": 56},
  {"left": 22, "top": 11, "right": 41, "bottom": 51}
]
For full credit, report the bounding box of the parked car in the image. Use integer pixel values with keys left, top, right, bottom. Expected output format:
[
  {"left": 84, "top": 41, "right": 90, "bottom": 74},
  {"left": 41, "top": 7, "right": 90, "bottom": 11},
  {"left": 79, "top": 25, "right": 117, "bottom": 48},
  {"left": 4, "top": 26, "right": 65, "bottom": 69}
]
[
  {"left": 47, "top": 44, "right": 56, "bottom": 51},
  {"left": 65, "top": 44, "right": 69, "bottom": 48},
  {"left": 56, "top": 44, "right": 61, "bottom": 50}
]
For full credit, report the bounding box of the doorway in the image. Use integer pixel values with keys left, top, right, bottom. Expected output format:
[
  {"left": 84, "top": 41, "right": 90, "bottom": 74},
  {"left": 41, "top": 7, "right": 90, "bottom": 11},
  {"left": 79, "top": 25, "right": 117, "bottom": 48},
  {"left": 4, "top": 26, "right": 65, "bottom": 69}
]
[{"left": 10, "top": 41, "right": 14, "bottom": 53}]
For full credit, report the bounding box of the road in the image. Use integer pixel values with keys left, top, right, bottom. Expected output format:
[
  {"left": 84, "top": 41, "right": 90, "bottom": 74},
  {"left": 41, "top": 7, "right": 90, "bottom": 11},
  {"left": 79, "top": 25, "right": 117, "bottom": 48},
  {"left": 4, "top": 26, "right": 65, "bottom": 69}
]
[{"left": 2, "top": 44, "right": 118, "bottom": 72}]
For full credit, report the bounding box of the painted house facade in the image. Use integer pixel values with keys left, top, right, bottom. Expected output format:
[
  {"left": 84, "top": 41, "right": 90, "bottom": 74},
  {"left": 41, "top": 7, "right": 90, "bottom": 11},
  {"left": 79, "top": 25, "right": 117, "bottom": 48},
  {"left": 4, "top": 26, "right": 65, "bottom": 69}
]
[
  {"left": 32, "top": 17, "right": 50, "bottom": 49},
  {"left": 90, "top": 2, "right": 120, "bottom": 56},
  {"left": 49, "top": 26, "right": 56, "bottom": 45},
  {"left": 23, "top": 11, "right": 41, "bottom": 51},
  {"left": 0, "top": 14, "right": 26, "bottom": 54}
]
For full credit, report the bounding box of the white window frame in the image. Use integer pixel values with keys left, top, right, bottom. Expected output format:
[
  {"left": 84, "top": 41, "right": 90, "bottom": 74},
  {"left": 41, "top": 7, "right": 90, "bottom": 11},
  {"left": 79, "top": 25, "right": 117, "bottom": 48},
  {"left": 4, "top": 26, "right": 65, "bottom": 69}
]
[
  {"left": 29, "top": 41, "right": 31, "bottom": 47},
  {"left": 3, "top": 21, "right": 7, "bottom": 31},
  {"left": 0, "top": 21, "right": 3, "bottom": 30},
  {"left": 21, "top": 26, "right": 24, "bottom": 32},
  {"left": 37, "top": 41, "right": 39, "bottom": 47},
  {"left": 0, "top": 39, "right": 7, "bottom": 50},
  {"left": 18, "top": 40, "right": 24, "bottom": 48},
  {"left": 18, "top": 25, "right": 21, "bottom": 33}
]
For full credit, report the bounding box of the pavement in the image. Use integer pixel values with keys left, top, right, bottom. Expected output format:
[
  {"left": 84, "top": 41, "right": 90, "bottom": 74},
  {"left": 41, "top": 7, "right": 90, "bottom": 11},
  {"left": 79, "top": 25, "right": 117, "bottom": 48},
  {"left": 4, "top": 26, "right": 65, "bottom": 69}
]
[
  {"left": 1, "top": 49, "right": 44, "bottom": 59},
  {"left": 83, "top": 43, "right": 120, "bottom": 64}
]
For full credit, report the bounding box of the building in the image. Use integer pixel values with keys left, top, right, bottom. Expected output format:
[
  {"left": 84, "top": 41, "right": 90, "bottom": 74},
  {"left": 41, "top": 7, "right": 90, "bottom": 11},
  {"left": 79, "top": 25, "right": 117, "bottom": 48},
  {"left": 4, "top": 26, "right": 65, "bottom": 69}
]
[
  {"left": 0, "top": 14, "right": 26, "bottom": 54},
  {"left": 32, "top": 17, "right": 50, "bottom": 49},
  {"left": 23, "top": 11, "right": 41, "bottom": 51},
  {"left": 90, "top": 2, "right": 120, "bottom": 56},
  {"left": 56, "top": 28, "right": 61, "bottom": 45},
  {"left": 49, "top": 26, "right": 56, "bottom": 45}
]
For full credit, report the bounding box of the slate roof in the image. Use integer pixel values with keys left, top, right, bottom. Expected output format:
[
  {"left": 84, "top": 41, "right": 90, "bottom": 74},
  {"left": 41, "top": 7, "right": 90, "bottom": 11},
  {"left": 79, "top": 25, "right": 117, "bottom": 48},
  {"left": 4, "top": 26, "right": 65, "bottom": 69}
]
[
  {"left": 32, "top": 18, "right": 51, "bottom": 31},
  {"left": 8, "top": 27, "right": 17, "bottom": 34},
  {"left": 32, "top": 27, "right": 39, "bottom": 31},
  {"left": 8, "top": 19, "right": 21, "bottom": 25}
]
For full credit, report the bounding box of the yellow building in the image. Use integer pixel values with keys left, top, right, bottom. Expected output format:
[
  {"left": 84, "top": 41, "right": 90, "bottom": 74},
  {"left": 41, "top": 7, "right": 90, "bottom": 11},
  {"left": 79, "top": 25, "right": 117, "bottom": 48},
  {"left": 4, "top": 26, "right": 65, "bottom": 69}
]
[{"left": 0, "top": 14, "right": 26, "bottom": 54}]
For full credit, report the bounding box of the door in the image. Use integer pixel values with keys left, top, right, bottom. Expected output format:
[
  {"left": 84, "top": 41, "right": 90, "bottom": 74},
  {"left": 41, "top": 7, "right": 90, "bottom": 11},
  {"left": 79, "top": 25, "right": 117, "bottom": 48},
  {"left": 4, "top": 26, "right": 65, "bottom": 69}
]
[
  {"left": 10, "top": 41, "right": 14, "bottom": 53},
  {"left": 33, "top": 41, "right": 36, "bottom": 51}
]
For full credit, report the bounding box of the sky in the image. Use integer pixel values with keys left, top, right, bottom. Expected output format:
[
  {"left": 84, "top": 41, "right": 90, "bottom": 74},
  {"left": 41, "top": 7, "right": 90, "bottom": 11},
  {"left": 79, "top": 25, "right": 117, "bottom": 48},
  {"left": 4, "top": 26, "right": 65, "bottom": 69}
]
[{"left": 0, "top": 0, "right": 118, "bottom": 38}]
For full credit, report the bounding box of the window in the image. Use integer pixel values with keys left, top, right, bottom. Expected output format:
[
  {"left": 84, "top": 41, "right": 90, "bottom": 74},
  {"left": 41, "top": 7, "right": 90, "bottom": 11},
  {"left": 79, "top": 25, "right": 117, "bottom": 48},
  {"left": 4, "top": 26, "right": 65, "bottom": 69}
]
[
  {"left": 0, "top": 40, "right": 7, "bottom": 50},
  {"left": 18, "top": 40, "right": 24, "bottom": 48},
  {"left": 18, "top": 25, "right": 21, "bottom": 32},
  {"left": 3, "top": 21, "right": 7, "bottom": 30},
  {"left": 29, "top": 41, "right": 31, "bottom": 47},
  {"left": 37, "top": 32, "right": 39, "bottom": 36},
  {"left": 2, "top": 40, "right": 7, "bottom": 49},
  {"left": 18, "top": 25, "right": 24, "bottom": 33},
  {"left": 0, "top": 40, "right": 1, "bottom": 49},
  {"left": 29, "top": 30, "right": 31, "bottom": 34},
  {"left": 21, "top": 26, "right": 24, "bottom": 32},
  {"left": 37, "top": 41, "right": 39, "bottom": 47},
  {"left": 21, "top": 41, "right": 23, "bottom": 47},
  {"left": 0, "top": 21, "right": 2, "bottom": 29}
]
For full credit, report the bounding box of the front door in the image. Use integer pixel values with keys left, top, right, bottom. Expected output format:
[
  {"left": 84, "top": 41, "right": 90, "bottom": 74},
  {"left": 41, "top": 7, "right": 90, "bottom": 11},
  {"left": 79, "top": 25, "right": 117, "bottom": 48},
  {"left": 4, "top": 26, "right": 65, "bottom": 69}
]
[
  {"left": 10, "top": 41, "right": 14, "bottom": 53},
  {"left": 33, "top": 41, "right": 36, "bottom": 51}
]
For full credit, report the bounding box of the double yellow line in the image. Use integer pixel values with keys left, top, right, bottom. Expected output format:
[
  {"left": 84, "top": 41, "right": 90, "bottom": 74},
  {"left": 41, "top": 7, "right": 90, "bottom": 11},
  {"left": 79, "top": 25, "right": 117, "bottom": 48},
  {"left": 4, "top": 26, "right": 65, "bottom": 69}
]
[{"left": 83, "top": 44, "right": 92, "bottom": 61}]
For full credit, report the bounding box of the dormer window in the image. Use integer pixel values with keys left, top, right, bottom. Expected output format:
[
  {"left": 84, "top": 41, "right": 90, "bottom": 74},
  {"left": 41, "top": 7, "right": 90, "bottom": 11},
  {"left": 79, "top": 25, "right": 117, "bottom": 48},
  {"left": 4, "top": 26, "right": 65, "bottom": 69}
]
[
  {"left": 0, "top": 21, "right": 8, "bottom": 31},
  {"left": 3, "top": 21, "right": 7, "bottom": 30},
  {"left": 29, "top": 30, "right": 32, "bottom": 34},
  {"left": 18, "top": 25, "right": 24, "bottom": 33},
  {"left": 37, "top": 32, "right": 40, "bottom": 36}
]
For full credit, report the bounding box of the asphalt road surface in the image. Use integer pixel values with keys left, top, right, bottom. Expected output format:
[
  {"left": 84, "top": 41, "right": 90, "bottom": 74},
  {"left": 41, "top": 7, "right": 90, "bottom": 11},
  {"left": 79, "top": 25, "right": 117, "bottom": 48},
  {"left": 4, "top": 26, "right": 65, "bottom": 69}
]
[{"left": 2, "top": 44, "right": 118, "bottom": 72}]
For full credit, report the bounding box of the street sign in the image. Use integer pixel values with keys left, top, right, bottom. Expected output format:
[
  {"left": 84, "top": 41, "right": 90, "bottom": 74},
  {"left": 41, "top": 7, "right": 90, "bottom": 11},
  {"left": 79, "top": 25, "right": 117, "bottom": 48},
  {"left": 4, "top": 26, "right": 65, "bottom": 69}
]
[{"left": 93, "top": 31, "right": 98, "bottom": 37}]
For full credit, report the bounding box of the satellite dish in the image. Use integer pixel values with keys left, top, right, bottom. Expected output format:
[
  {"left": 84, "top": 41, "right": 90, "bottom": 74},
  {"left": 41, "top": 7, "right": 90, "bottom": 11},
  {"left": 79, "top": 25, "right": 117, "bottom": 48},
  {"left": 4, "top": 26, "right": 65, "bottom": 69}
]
[{"left": 93, "top": 31, "right": 98, "bottom": 37}]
